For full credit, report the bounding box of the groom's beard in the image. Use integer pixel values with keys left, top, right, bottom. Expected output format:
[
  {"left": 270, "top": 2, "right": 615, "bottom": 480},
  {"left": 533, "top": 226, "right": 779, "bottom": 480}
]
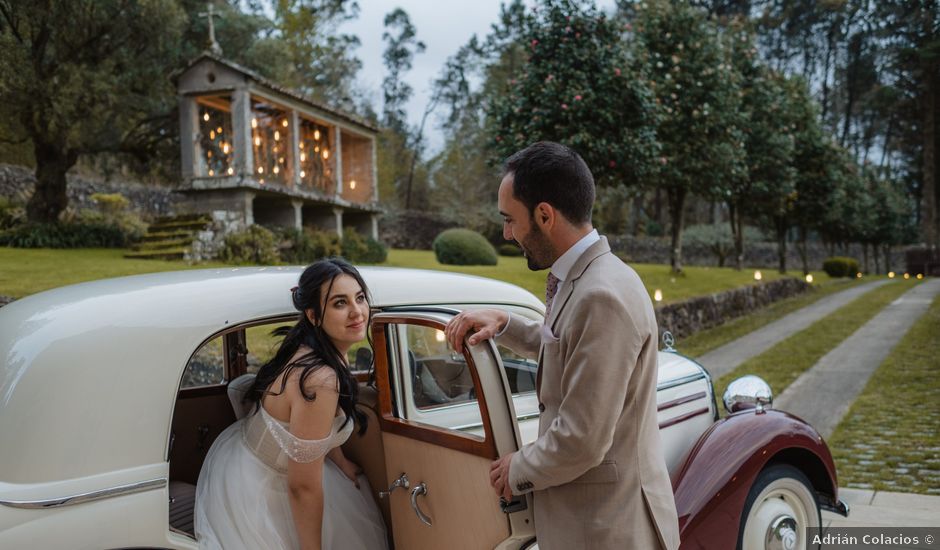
[{"left": 520, "top": 224, "right": 554, "bottom": 271}]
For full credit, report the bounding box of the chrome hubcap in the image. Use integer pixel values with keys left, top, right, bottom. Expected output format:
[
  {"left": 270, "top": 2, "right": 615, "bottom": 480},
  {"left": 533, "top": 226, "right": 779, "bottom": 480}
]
[{"left": 765, "top": 515, "right": 797, "bottom": 550}]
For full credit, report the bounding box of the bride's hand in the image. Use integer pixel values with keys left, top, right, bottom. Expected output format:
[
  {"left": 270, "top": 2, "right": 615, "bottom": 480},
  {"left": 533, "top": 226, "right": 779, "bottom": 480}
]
[{"left": 334, "top": 456, "right": 363, "bottom": 488}]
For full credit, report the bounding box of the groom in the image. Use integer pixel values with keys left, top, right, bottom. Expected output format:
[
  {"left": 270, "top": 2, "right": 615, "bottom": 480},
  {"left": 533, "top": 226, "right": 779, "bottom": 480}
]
[{"left": 445, "top": 142, "right": 680, "bottom": 549}]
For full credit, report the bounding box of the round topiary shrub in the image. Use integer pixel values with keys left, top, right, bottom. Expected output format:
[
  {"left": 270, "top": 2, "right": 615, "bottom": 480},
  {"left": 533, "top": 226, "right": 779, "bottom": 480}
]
[
  {"left": 433, "top": 228, "right": 498, "bottom": 266},
  {"left": 822, "top": 256, "right": 860, "bottom": 278},
  {"left": 219, "top": 225, "right": 279, "bottom": 265},
  {"left": 498, "top": 243, "right": 523, "bottom": 257}
]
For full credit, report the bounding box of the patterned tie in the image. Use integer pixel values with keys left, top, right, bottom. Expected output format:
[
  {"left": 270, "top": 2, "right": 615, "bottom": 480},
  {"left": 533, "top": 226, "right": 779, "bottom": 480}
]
[{"left": 544, "top": 272, "right": 561, "bottom": 321}]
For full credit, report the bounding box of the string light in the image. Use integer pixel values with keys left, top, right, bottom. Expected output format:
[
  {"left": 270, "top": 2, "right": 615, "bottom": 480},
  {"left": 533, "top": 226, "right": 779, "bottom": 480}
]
[
  {"left": 300, "top": 170, "right": 306, "bottom": 178},
  {"left": 208, "top": 169, "right": 214, "bottom": 176},
  {"left": 888, "top": 271, "right": 895, "bottom": 278},
  {"left": 227, "top": 167, "right": 234, "bottom": 175},
  {"left": 254, "top": 137, "right": 261, "bottom": 147},
  {"left": 210, "top": 130, "right": 216, "bottom": 140},
  {"left": 654, "top": 289, "right": 663, "bottom": 302},
  {"left": 207, "top": 151, "right": 213, "bottom": 158},
  {"left": 917, "top": 274, "right": 924, "bottom": 280},
  {"left": 754, "top": 270, "right": 762, "bottom": 281},
  {"left": 274, "top": 130, "right": 280, "bottom": 141},
  {"left": 805, "top": 274, "right": 813, "bottom": 283},
  {"left": 222, "top": 143, "right": 230, "bottom": 154},
  {"left": 203, "top": 112, "right": 210, "bottom": 122},
  {"left": 273, "top": 166, "right": 279, "bottom": 174},
  {"left": 322, "top": 149, "right": 329, "bottom": 160},
  {"left": 216, "top": 126, "right": 223, "bottom": 134},
  {"left": 350, "top": 180, "right": 357, "bottom": 190},
  {"left": 251, "top": 118, "right": 258, "bottom": 129},
  {"left": 282, "top": 119, "right": 288, "bottom": 127},
  {"left": 258, "top": 167, "right": 264, "bottom": 174},
  {"left": 314, "top": 129, "right": 320, "bottom": 140},
  {"left": 300, "top": 153, "right": 306, "bottom": 162},
  {"left": 315, "top": 146, "right": 320, "bottom": 153}
]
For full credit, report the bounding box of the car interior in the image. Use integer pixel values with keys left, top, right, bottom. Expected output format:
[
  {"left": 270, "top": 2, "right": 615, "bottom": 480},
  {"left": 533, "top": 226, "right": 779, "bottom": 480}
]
[{"left": 166, "top": 315, "right": 536, "bottom": 547}]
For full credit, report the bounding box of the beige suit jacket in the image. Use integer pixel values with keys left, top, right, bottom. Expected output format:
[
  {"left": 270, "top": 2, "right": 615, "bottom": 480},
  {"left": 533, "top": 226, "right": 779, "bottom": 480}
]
[{"left": 499, "top": 237, "right": 680, "bottom": 550}]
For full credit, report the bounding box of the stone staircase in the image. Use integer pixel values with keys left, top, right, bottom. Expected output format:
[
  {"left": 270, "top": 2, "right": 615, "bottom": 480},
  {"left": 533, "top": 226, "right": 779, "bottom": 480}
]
[{"left": 124, "top": 214, "right": 211, "bottom": 261}]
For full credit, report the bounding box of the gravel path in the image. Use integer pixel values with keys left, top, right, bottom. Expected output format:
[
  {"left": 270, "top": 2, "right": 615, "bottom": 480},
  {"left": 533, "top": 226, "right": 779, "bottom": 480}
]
[{"left": 696, "top": 279, "right": 893, "bottom": 380}]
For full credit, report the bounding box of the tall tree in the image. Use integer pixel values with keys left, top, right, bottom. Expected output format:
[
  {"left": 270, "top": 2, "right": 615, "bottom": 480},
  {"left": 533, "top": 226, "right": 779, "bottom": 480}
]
[
  {"left": 489, "top": 0, "right": 659, "bottom": 195},
  {"left": 0, "top": 0, "right": 185, "bottom": 222},
  {"left": 633, "top": 0, "right": 747, "bottom": 273}
]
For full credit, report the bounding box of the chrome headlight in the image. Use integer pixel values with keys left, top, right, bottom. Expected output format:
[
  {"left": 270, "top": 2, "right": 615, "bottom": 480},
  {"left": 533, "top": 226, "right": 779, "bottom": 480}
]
[{"left": 723, "top": 375, "right": 773, "bottom": 414}]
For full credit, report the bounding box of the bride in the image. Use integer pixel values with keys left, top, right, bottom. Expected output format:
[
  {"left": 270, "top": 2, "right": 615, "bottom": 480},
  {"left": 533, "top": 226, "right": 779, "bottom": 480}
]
[{"left": 195, "top": 258, "right": 389, "bottom": 550}]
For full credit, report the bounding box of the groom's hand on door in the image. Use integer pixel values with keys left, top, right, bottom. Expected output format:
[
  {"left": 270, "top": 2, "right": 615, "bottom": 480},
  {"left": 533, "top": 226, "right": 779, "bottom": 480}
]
[
  {"left": 445, "top": 309, "right": 509, "bottom": 353},
  {"left": 489, "top": 452, "right": 515, "bottom": 501}
]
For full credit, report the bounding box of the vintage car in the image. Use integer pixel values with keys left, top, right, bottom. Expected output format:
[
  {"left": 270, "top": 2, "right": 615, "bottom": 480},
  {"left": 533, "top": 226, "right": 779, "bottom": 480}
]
[{"left": 0, "top": 266, "right": 848, "bottom": 549}]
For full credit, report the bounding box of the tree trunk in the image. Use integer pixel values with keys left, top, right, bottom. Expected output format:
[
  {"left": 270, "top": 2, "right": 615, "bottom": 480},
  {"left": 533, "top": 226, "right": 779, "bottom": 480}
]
[
  {"left": 922, "top": 49, "right": 938, "bottom": 250},
  {"left": 668, "top": 188, "right": 687, "bottom": 274},
  {"left": 874, "top": 244, "right": 881, "bottom": 274},
  {"left": 730, "top": 203, "right": 745, "bottom": 271},
  {"left": 26, "top": 141, "right": 77, "bottom": 223},
  {"left": 798, "top": 225, "right": 810, "bottom": 275},
  {"left": 775, "top": 216, "right": 787, "bottom": 273},
  {"left": 883, "top": 245, "right": 891, "bottom": 274}
]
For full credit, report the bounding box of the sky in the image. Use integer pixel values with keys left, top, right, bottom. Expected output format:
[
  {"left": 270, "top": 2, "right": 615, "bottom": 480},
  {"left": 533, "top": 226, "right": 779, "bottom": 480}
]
[{"left": 339, "top": 0, "right": 616, "bottom": 153}]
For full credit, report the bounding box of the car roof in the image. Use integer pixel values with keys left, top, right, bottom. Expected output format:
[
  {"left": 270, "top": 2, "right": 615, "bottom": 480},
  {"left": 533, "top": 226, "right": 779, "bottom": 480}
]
[{"left": 0, "top": 267, "right": 543, "bottom": 484}]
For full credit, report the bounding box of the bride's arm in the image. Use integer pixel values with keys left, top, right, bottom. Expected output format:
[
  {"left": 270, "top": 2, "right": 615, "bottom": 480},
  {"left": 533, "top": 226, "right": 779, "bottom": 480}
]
[{"left": 286, "top": 370, "right": 340, "bottom": 550}]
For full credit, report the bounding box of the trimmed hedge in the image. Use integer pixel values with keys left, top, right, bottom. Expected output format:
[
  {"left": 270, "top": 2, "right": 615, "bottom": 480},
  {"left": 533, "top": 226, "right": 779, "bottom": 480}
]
[
  {"left": 341, "top": 229, "right": 389, "bottom": 264},
  {"left": 822, "top": 256, "right": 860, "bottom": 278},
  {"left": 433, "top": 228, "right": 498, "bottom": 266},
  {"left": 218, "top": 225, "right": 279, "bottom": 265},
  {"left": 0, "top": 221, "right": 130, "bottom": 248}
]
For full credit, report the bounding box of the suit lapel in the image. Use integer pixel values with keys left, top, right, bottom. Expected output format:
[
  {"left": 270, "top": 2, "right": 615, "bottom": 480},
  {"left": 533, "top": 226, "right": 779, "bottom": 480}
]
[{"left": 536, "top": 236, "right": 612, "bottom": 398}]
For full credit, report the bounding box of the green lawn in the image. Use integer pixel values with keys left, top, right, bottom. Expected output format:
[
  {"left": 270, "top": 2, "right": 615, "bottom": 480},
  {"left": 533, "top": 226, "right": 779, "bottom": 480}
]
[
  {"left": 1, "top": 246, "right": 825, "bottom": 304},
  {"left": 828, "top": 294, "right": 940, "bottom": 495},
  {"left": 711, "top": 278, "right": 918, "bottom": 411},
  {"left": 0, "top": 248, "right": 229, "bottom": 298},
  {"left": 679, "top": 277, "right": 865, "bottom": 358}
]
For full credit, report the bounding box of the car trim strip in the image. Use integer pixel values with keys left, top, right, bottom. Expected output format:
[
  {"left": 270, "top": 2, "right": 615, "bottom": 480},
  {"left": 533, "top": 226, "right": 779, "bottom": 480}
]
[
  {"left": 658, "top": 407, "right": 710, "bottom": 430},
  {"left": 657, "top": 391, "right": 708, "bottom": 412},
  {"left": 0, "top": 478, "right": 167, "bottom": 509},
  {"left": 657, "top": 372, "right": 707, "bottom": 391}
]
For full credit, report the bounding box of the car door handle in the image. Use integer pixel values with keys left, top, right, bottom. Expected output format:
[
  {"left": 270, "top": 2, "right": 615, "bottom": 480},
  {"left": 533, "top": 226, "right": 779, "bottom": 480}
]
[
  {"left": 379, "top": 473, "right": 409, "bottom": 498},
  {"left": 410, "top": 482, "right": 432, "bottom": 526}
]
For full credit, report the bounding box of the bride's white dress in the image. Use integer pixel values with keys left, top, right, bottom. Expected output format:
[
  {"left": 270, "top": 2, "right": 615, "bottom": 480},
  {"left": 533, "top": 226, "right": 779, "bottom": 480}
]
[{"left": 194, "top": 405, "right": 389, "bottom": 549}]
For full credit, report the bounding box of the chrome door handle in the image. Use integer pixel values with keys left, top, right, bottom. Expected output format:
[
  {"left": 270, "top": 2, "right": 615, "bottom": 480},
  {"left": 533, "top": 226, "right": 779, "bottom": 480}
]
[
  {"left": 379, "top": 473, "right": 409, "bottom": 498},
  {"left": 410, "top": 482, "right": 432, "bottom": 526}
]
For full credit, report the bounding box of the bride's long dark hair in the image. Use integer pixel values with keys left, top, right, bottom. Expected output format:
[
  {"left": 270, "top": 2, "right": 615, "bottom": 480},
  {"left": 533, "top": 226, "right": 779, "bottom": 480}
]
[{"left": 245, "top": 258, "right": 370, "bottom": 433}]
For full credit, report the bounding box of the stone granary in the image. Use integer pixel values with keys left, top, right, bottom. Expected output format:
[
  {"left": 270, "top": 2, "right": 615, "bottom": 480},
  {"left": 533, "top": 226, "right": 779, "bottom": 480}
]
[{"left": 174, "top": 52, "right": 380, "bottom": 240}]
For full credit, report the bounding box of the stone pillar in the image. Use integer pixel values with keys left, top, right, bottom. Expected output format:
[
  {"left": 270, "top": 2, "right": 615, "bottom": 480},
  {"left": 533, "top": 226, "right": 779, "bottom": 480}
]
[
  {"left": 243, "top": 190, "right": 256, "bottom": 226},
  {"left": 231, "top": 88, "right": 254, "bottom": 179},
  {"left": 292, "top": 199, "right": 303, "bottom": 231},
  {"left": 334, "top": 127, "right": 343, "bottom": 198},
  {"left": 179, "top": 96, "right": 199, "bottom": 180},
  {"left": 290, "top": 111, "right": 301, "bottom": 189},
  {"left": 333, "top": 207, "right": 344, "bottom": 237},
  {"left": 370, "top": 214, "right": 379, "bottom": 240},
  {"left": 371, "top": 137, "right": 379, "bottom": 203}
]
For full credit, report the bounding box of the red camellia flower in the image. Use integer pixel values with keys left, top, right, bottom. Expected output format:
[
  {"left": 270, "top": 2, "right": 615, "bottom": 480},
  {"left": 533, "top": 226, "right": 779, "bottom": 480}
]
[
  {"left": 531, "top": 39, "right": 539, "bottom": 47},
  {"left": 659, "top": 156, "right": 668, "bottom": 165},
  {"left": 614, "top": 68, "right": 622, "bottom": 76},
  {"left": 609, "top": 160, "right": 616, "bottom": 168},
  {"left": 561, "top": 103, "right": 568, "bottom": 110},
  {"left": 574, "top": 95, "right": 582, "bottom": 101}
]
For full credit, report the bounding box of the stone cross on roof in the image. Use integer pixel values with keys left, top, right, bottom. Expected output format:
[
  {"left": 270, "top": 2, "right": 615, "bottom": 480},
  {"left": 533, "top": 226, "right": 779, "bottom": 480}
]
[{"left": 198, "top": 2, "right": 223, "bottom": 56}]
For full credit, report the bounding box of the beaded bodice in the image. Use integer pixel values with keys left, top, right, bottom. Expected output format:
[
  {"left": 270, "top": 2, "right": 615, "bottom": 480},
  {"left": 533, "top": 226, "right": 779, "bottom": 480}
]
[{"left": 241, "top": 406, "right": 353, "bottom": 473}]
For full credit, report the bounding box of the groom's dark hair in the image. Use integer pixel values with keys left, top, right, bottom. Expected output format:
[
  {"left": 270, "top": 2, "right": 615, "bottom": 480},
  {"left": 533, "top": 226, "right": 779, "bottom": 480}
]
[{"left": 502, "top": 141, "right": 595, "bottom": 225}]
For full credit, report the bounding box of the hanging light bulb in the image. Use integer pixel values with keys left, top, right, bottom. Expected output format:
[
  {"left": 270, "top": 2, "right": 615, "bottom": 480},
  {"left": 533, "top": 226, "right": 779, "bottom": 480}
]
[
  {"left": 258, "top": 166, "right": 264, "bottom": 174},
  {"left": 314, "top": 146, "right": 320, "bottom": 153},
  {"left": 754, "top": 270, "right": 762, "bottom": 281},
  {"left": 300, "top": 170, "right": 306, "bottom": 178},
  {"left": 210, "top": 130, "right": 216, "bottom": 140},
  {"left": 322, "top": 149, "right": 329, "bottom": 160},
  {"left": 222, "top": 143, "right": 230, "bottom": 154},
  {"left": 282, "top": 119, "right": 288, "bottom": 127},
  {"left": 227, "top": 167, "right": 234, "bottom": 175},
  {"left": 314, "top": 129, "right": 321, "bottom": 140},
  {"left": 654, "top": 289, "right": 663, "bottom": 302},
  {"left": 216, "top": 126, "right": 223, "bottom": 134},
  {"left": 208, "top": 169, "right": 214, "bottom": 176},
  {"left": 274, "top": 130, "right": 280, "bottom": 141},
  {"left": 279, "top": 157, "right": 285, "bottom": 164},
  {"left": 207, "top": 151, "right": 213, "bottom": 158},
  {"left": 300, "top": 153, "right": 306, "bottom": 162},
  {"left": 350, "top": 180, "right": 356, "bottom": 190},
  {"left": 273, "top": 166, "right": 279, "bottom": 174},
  {"left": 273, "top": 145, "right": 278, "bottom": 153},
  {"left": 254, "top": 136, "right": 261, "bottom": 147},
  {"left": 805, "top": 274, "right": 813, "bottom": 283},
  {"left": 259, "top": 178, "right": 265, "bottom": 184},
  {"left": 251, "top": 118, "right": 258, "bottom": 129},
  {"left": 203, "top": 112, "right": 210, "bottom": 122}
]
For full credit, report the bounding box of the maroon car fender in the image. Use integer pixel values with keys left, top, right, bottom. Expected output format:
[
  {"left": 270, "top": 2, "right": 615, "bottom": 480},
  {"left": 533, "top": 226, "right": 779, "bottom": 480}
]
[{"left": 670, "top": 408, "right": 839, "bottom": 550}]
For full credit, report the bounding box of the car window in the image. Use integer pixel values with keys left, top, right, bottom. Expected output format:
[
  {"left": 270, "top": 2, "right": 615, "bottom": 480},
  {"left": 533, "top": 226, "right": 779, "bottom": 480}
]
[
  {"left": 401, "top": 324, "right": 484, "bottom": 435},
  {"left": 245, "top": 321, "right": 372, "bottom": 374},
  {"left": 499, "top": 345, "right": 537, "bottom": 395},
  {"left": 181, "top": 335, "right": 224, "bottom": 388}
]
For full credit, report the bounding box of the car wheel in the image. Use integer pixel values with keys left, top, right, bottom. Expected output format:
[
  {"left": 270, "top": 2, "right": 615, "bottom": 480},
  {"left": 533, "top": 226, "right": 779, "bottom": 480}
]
[{"left": 738, "top": 464, "right": 821, "bottom": 550}]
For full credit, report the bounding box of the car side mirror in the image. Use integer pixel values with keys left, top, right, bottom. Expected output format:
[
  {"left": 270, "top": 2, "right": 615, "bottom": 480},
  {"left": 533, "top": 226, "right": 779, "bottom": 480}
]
[{"left": 723, "top": 375, "right": 773, "bottom": 414}]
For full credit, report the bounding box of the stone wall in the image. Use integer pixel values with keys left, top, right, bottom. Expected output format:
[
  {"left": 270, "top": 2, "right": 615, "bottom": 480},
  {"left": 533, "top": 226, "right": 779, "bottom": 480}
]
[
  {"left": 0, "top": 163, "right": 179, "bottom": 219},
  {"left": 609, "top": 234, "right": 875, "bottom": 271},
  {"left": 379, "top": 210, "right": 458, "bottom": 250},
  {"left": 187, "top": 210, "right": 249, "bottom": 262},
  {"left": 655, "top": 277, "right": 810, "bottom": 342}
]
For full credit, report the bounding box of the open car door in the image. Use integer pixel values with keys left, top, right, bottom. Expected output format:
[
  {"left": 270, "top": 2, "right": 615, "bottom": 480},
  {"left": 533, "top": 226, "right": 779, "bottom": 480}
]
[{"left": 371, "top": 310, "right": 536, "bottom": 550}]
